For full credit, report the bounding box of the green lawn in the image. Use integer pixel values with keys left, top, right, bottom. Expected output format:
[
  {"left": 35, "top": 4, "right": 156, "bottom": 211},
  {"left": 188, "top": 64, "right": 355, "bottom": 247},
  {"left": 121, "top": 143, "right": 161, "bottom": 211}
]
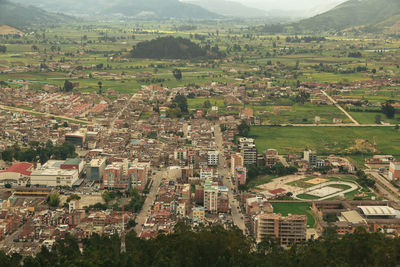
[
  {"left": 349, "top": 111, "right": 400, "bottom": 125},
  {"left": 296, "top": 194, "right": 320, "bottom": 200},
  {"left": 247, "top": 175, "right": 278, "bottom": 189},
  {"left": 250, "top": 126, "right": 400, "bottom": 156},
  {"left": 271, "top": 202, "right": 316, "bottom": 228}
]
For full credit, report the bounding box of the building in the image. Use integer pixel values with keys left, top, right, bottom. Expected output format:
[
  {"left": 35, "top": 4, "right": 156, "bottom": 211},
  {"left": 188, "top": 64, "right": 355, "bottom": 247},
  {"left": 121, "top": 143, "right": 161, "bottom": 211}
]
[
  {"left": 0, "top": 162, "right": 33, "bottom": 186},
  {"left": 30, "top": 169, "right": 79, "bottom": 187},
  {"left": 174, "top": 149, "right": 187, "bottom": 162},
  {"left": 231, "top": 153, "right": 243, "bottom": 175},
  {"left": 235, "top": 167, "right": 247, "bottom": 185},
  {"left": 204, "top": 179, "right": 218, "bottom": 212},
  {"left": 217, "top": 192, "right": 229, "bottom": 213},
  {"left": 389, "top": 161, "right": 400, "bottom": 181},
  {"left": 265, "top": 149, "right": 279, "bottom": 167},
  {"left": 192, "top": 207, "right": 205, "bottom": 222},
  {"left": 89, "top": 158, "right": 107, "bottom": 182},
  {"left": 30, "top": 160, "right": 80, "bottom": 187},
  {"left": 102, "top": 163, "right": 125, "bottom": 190},
  {"left": 200, "top": 168, "right": 213, "bottom": 180},
  {"left": 207, "top": 151, "right": 219, "bottom": 166},
  {"left": 255, "top": 213, "right": 307, "bottom": 246},
  {"left": 239, "top": 138, "right": 257, "bottom": 166},
  {"left": 60, "top": 158, "right": 84, "bottom": 174},
  {"left": 304, "top": 150, "right": 317, "bottom": 167},
  {"left": 128, "top": 163, "right": 147, "bottom": 191},
  {"left": 65, "top": 131, "right": 86, "bottom": 147}
]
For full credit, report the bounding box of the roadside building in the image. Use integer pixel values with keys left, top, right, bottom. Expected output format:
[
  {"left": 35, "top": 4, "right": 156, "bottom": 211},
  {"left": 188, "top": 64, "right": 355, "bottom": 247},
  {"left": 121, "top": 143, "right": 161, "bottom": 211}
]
[
  {"left": 304, "top": 150, "right": 317, "bottom": 167},
  {"left": 88, "top": 158, "right": 107, "bottom": 182},
  {"left": 102, "top": 163, "right": 125, "bottom": 190},
  {"left": 207, "top": 151, "right": 219, "bottom": 166},
  {"left": 128, "top": 163, "right": 148, "bottom": 191},
  {"left": 239, "top": 138, "right": 257, "bottom": 166},
  {"left": 204, "top": 179, "right": 218, "bottom": 212},
  {"left": 389, "top": 161, "right": 400, "bottom": 181}
]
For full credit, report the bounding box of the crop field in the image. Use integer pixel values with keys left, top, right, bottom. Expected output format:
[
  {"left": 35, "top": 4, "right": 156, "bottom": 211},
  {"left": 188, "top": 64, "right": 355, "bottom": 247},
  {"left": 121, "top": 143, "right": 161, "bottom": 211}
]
[{"left": 250, "top": 126, "right": 400, "bottom": 155}]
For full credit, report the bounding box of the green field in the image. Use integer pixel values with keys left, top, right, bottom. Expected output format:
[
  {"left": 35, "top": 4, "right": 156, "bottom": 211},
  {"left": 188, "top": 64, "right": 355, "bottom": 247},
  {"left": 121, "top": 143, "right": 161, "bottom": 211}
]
[
  {"left": 271, "top": 202, "right": 316, "bottom": 228},
  {"left": 250, "top": 126, "right": 400, "bottom": 155}
]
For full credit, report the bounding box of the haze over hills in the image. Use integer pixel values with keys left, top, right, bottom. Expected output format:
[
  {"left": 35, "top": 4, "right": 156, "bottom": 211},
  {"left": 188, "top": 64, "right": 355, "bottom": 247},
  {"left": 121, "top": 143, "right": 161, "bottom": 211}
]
[
  {"left": 184, "top": 0, "right": 267, "bottom": 18},
  {"left": 297, "top": 0, "right": 400, "bottom": 32},
  {"left": 12, "top": 0, "right": 219, "bottom": 19},
  {"left": 0, "top": 0, "right": 72, "bottom": 27}
]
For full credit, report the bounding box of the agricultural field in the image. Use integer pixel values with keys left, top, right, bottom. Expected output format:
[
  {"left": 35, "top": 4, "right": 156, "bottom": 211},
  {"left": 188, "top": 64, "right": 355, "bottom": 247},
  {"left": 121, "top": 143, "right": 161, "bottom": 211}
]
[{"left": 250, "top": 126, "right": 400, "bottom": 156}]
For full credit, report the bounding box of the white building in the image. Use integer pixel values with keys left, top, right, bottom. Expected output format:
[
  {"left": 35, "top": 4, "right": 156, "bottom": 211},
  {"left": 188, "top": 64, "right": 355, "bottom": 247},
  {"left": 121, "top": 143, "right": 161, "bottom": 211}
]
[
  {"left": 200, "top": 168, "right": 213, "bottom": 180},
  {"left": 304, "top": 150, "right": 317, "bottom": 167},
  {"left": 207, "top": 151, "right": 219, "bottom": 166},
  {"left": 204, "top": 179, "right": 218, "bottom": 212},
  {"left": 239, "top": 138, "right": 257, "bottom": 166},
  {"left": 30, "top": 169, "right": 79, "bottom": 187}
]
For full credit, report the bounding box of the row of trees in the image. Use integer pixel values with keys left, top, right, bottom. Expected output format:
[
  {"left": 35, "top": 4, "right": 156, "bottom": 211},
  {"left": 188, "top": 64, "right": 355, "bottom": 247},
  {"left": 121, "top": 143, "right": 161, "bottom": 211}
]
[
  {"left": 2, "top": 225, "right": 398, "bottom": 266},
  {"left": 247, "top": 162, "right": 298, "bottom": 182},
  {"left": 0, "top": 141, "right": 76, "bottom": 164}
]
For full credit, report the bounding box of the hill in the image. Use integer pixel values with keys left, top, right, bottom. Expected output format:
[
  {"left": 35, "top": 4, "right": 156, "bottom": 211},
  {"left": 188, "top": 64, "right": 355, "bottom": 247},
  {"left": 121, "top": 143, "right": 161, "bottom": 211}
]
[
  {"left": 0, "top": 0, "right": 72, "bottom": 27},
  {"left": 130, "top": 36, "right": 223, "bottom": 59},
  {"left": 185, "top": 0, "right": 266, "bottom": 18},
  {"left": 296, "top": 0, "right": 400, "bottom": 32},
  {"left": 0, "top": 25, "right": 24, "bottom": 35},
  {"left": 11, "top": 0, "right": 219, "bottom": 19}
]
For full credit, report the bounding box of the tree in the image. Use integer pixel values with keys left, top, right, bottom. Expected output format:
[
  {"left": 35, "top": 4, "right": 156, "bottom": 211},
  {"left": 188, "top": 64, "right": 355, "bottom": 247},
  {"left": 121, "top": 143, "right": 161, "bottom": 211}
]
[
  {"left": 237, "top": 120, "right": 250, "bottom": 137},
  {"left": 47, "top": 193, "right": 60, "bottom": 207},
  {"left": 382, "top": 101, "right": 395, "bottom": 119},
  {"left": 172, "top": 69, "right": 182, "bottom": 81},
  {"left": 66, "top": 194, "right": 81, "bottom": 202},
  {"left": 102, "top": 191, "right": 111, "bottom": 203},
  {"left": 98, "top": 81, "right": 103, "bottom": 90},
  {"left": 63, "top": 80, "right": 74, "bottom": 92},
  {"left": 203, "top": 100, "right": 211, "bottom": 109},
  {"left": 375, "top": 115, "right": 382, "bottom": 124},
  {"left": 173, "top": 94, "right": 188, "bottom": 114},
  {"left": 0, "top": 46, "right": 6, "bottom": 53}
]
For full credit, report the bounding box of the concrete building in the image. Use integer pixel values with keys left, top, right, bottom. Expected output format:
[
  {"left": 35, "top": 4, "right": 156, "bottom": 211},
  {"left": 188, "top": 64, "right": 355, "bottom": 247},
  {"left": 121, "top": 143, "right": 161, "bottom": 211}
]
[
  {"left": 239, "top": 138, "right": 257, "bottom": 166},
  {"left": 0, "top": 162, "right": 33, "bottom": 186},
  {"left": 204, "top": 179, "right": 218, "bottom": 212},
  {"left": 231, "top": 153, "right": 243, "bottom": 175},
  {"left": 65, "top": 131, "right": 86, "bottom": 147},
  {"left": 128, "top": 163, "right": 148, "bottom": 191},
  {"left": 265, "top": 149, "right": 279, "bottom": 167},
  {"left": 174, "top": 149, "right": 187, "bottom": 162},
  {"left": 389, "top": 161, "right": 400, "bottom": 181},
  {"left": 304, "top": 150, "right": 317, "bottom": 167},
  {"left": 30, "top": 160, "right": 80, "bottom": 187},
  {"left": 102, "top": 163, "right": 125, "bottom": 190},
  {"left": 207, "top": 151, "right": 219, "bottom": 166},
  {"left": 235, "top": 167, "right": 247, "bottom": 185},
  {"left": 255, "top": 213, "right": 307, "bottom": 246},
  {"left": 88, "top": 158, "right": 107, "bottom": 182},
  {"left": 200, "top": 168, "right": 213, "bottom": 180},
  {"left": 192, "top": 207, "right": 205, "bottom": 222}
]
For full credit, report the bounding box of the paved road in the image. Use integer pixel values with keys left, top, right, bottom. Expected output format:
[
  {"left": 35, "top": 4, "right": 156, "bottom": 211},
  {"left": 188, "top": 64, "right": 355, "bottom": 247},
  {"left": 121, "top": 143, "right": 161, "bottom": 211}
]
[
  {"left": 0, "top": 104, "right": 94, "bottom": 124},
  {"left": 108, "top": 94, "right": 136, "bottom": 134},
  {"left": 134, "top": 169, "right": 164, "bottom": 235},
  {"left": 214, "top": 123, "right": 246, "bottom": 232},
  {"left": 321, "top": 90, "right": 360, "bottom": 125},
  {"left": 366, "top": 170, "right": 400, "bottom": 201}
]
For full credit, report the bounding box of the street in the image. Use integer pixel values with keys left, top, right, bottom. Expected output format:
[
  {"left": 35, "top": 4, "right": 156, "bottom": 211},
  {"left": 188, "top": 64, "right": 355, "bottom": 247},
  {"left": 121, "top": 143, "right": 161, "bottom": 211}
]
[{"left": 214, "top": 123, "right": 246, "bottom": 232}]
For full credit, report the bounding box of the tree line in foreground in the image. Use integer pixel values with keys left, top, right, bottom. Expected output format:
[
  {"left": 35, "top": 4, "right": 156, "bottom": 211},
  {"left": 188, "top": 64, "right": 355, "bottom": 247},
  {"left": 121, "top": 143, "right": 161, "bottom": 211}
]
[{"left": 0, "top": 224, "right": 399, "bottom": 267}]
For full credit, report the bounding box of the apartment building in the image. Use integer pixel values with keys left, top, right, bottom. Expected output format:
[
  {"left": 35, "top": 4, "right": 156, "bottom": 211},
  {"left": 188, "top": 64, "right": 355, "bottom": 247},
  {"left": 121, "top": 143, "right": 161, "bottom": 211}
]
[
  {"left": 207, "top": 151, "right": 219, "bottom": 166},
  {"left": 239, "top": 138, "right": 257, "bottom": 166},
  {"left": 255, "top": 213, "right": 307, "bottom": 246}
]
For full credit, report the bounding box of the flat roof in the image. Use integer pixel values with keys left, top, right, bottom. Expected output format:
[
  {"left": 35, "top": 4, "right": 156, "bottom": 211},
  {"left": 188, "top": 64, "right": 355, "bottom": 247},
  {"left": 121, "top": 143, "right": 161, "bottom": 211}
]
[{"left": 63, "top": 158, "right": 81, "bottom": 165}]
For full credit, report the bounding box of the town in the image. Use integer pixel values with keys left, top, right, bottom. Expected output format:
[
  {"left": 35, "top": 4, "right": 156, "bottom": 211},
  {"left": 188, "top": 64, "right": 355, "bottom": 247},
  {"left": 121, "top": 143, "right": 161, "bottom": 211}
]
[{"left": 0, "top": 0, "right": 400, "bottom": 263}]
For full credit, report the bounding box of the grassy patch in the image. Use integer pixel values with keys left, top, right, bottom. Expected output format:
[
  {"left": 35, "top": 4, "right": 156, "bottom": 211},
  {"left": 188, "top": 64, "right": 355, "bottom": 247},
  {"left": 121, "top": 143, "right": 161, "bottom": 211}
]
[{"left": 271, "top": 202, "right": 315, "bottom": 228}]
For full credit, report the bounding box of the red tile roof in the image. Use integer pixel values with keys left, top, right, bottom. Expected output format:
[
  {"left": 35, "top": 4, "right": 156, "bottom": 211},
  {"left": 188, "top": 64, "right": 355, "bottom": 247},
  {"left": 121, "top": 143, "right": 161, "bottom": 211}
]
[
  {"left": 0, "top": 162, "right": 33, "bottom": 176},
  {"left": 269, "top": 188, "right": 286, "bottom": 195}
]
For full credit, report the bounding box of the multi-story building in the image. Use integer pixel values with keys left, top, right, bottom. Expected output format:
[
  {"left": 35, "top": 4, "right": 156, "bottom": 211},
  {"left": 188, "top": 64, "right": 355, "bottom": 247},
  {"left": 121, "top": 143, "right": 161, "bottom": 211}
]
[
  {"left": 255, "top": 213, "right": 307, "bottom": 246},
  {"left": 207, "top": 151, "right": 219, "bottom": 166},
  {"left": 174, "top": 149, "right": 187, "bottom": 162},
  {"left": 389, "top": 161, "right": 400, "bottom": 181},
  {"left": 235, "top": 167, "right": 247, "bottom": 185},
  {"left": 88, "top": 158, "right": 107, "bottom": 182},
  {"left": 265, "top": 149, "right": 279, "bottom": 167},
  {"left": 192, "top": 207, "right": 205, "bottom": 222},
  {"left": 304, "top": 150, "right": 317, "bottom": 167},
  {"left": 239, "top": 138, "right": 257, "bottom": 166},
  {"left": 204, "top": 179, "right": 218, "bottom": 212},
  {"left": 217, "top": 192, "right": 229, "bottom": 213},
  {"left": 200, "top": 168, "right": 213, "bottom": 180},
  {"left": 128, "top": 163, "right": 147, "bottom": 191},
  {"left": 231, "top": 153, "right": 243, "bottom": 175},
  {"left": 102, "top": 163, "right": 125, "bottom": 189},
  {"left": 30, "top": 160, "right": 80, "bottom": 187}
]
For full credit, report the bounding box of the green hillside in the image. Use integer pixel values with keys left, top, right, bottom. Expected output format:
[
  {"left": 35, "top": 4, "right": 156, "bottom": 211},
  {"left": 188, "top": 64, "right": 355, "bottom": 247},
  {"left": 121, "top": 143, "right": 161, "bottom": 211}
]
[
  {"left": 0, "top": 0, "right": 73, "bottom": 27},
  {"left": 296, "top": 0, "right": 400, "bottom": 32}
]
